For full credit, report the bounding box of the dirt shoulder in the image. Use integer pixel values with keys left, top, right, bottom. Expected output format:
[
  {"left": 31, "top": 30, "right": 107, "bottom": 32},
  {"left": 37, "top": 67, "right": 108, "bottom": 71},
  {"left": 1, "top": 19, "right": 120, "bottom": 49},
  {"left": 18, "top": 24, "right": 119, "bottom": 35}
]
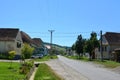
[{"left": 45, "top": 59, "right": 88, "bottom": 80}]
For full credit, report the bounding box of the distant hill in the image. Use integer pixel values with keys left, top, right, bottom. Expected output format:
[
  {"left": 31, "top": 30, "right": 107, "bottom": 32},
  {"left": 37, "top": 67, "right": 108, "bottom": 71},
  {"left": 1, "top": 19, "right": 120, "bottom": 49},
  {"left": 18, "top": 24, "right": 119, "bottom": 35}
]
[{"left": 43, "top": 42, "right": 71, "bottom": 51}]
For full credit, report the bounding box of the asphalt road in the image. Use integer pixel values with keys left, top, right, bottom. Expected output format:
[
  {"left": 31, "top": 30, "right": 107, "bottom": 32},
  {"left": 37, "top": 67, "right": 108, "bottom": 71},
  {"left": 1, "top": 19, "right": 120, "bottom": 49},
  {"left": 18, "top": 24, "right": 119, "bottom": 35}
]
[{"left": 57, "top": 55, "right": 120, "bottom": 80}]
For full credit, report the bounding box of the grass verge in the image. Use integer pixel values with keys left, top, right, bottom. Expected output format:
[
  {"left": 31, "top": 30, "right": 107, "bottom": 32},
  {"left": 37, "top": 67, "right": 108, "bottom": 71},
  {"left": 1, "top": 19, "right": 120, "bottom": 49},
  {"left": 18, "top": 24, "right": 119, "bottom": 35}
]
[
  {"left": 94, "top": 60, "right": 120, "bottom": 68},
  {"left": 34, "top": 63, "right": 63, "bottom": 80},
  {"left": 34, "top": 55, "right": 58, "bottom": 62},
  {"left": 66, "top": 55, "right": 89, "bottom": 61},
  {"left": 0, "top": 62, "right": 25, "bottom": 80},
  {"left": 66, "top": 55, "right": 120, "bottom": 68}
]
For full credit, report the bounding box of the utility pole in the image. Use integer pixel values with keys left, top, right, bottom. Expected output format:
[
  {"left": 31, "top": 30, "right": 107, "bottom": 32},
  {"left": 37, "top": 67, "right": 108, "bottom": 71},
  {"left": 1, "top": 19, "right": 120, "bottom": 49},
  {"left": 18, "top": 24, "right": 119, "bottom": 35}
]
[
  {"left": 100, "top": 30, "right": 103, "bottom": 61},
  {"left": 48, "top": 30, "right": 55, "bottom": 50}
]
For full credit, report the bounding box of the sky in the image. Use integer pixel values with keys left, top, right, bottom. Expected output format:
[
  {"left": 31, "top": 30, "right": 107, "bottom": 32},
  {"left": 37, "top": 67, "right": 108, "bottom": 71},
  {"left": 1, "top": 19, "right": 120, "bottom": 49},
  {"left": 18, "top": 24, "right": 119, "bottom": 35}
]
[{"left": 0, "top": 0, "right": 120, "bottom": 46}]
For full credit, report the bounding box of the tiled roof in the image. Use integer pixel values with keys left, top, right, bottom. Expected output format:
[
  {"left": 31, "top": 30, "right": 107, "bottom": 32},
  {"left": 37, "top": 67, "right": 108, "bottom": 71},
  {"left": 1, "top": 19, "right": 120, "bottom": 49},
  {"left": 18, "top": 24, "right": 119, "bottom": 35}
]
[
  {"left": 32, "top": 38, "right": 43, "bottom": 47},
  {"left": 20, "top": 31, "right": 32, "bottom": 43},
  {"left": 104, "top": 32, "right": 120, "bottom": 45},
  {"left": 0, "top": 28, "right": 19, "bottom": 41}
]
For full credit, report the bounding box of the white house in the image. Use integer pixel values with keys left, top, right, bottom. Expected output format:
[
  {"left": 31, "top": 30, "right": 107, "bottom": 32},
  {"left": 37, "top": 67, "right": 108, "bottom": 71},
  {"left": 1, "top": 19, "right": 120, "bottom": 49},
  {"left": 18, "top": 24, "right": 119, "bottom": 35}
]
[
  {"left": 0, "top": 28, "right": 23, "bottom": 59},
  {"left": 95, "top": 32, "right": 120, "bottom": 60}
]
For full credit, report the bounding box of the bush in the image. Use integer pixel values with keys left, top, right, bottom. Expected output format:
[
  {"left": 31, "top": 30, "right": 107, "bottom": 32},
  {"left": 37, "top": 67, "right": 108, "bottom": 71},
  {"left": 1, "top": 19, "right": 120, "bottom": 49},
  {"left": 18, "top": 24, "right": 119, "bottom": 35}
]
[
  {"left": 0, "top": 52, "right": 9, "bottom": 59},
  {"left": 9, "top": 51, "right": 16, "bottom": 59},
  {"left": 19, "top": 60, "right": 34, "bottom": 74},
  {"left": 8, "top": 51, "right": 16, "bottom": 69},
  {"left": 21, "top": 43, "right": 34, "bottom": 60}
]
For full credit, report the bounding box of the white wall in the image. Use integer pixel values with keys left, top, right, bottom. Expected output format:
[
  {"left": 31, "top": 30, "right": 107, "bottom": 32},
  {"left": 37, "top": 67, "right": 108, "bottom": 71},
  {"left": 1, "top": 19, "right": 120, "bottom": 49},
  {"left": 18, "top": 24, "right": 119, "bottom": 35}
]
[
  {"left": 15, "top": 31, "right": 23, "bottom": 55},
  {"left": 0, "top": 31, "right": 23, "bottom": 55},
  {"left": 0, "top": 41, "right": 15, "bottom": 53}
]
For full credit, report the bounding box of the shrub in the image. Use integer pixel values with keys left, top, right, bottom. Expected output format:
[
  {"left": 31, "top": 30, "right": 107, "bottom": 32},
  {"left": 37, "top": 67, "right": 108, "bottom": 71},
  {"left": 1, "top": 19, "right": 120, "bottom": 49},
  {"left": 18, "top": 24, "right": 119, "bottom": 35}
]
[
  {"left": 0, "top": 52, "right": 9, "bottom": 59},
  {"left": 9, "top": 51, "right": 16, "bottom": 59},
  {"left": 21, "top": 43, "right": 34, "bottom": 60},
  {"left": 19, "top": 60, "right": 34, "bottom": 74},
  {"left": 8, "top": 51, "right": 16, "bottom": 69}
]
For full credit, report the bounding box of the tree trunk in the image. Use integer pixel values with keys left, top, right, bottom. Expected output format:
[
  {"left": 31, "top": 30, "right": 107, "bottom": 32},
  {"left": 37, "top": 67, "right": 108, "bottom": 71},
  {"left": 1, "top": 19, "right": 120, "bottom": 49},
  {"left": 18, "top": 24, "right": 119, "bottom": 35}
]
[
  {"left": 92, "top": 52, "right": 95, "bottom": 59},
  {"left": 89, "top": 53, "right": 92, "bottom": 61}
]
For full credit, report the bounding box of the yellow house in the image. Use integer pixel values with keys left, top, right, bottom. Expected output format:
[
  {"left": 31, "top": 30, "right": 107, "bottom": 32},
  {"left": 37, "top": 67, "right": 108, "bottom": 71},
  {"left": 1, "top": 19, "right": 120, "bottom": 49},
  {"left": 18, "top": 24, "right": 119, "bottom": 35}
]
[{"left": 0, "top": 28, "right": 23, "bottom": 59}]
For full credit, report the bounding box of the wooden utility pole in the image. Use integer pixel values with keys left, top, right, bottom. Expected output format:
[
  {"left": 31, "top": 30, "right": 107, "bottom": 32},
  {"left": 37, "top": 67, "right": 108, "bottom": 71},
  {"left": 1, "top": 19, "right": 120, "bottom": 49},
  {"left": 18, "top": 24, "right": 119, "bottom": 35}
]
[{"left": 100, "top": 30, "right": 103, "bottom": 61}]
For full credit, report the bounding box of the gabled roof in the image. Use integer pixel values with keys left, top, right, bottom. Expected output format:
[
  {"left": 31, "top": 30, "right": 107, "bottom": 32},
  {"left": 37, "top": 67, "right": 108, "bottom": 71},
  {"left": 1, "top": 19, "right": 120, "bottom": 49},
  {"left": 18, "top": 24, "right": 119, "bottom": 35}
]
[
  {"left": 20, "top": 31, "right": 44, "bottom": 48},
  {"left": 32, "top": 38, "right": 43, "bottom": 47},
  {"left": 103, "top": 32, "right": 120, "bottom": 45},
  {"left": 20, "top": 31, "right": 32, "bottom": 43},
  {"left": 0, "top": 28, "right": 19, "bottom": 41}
]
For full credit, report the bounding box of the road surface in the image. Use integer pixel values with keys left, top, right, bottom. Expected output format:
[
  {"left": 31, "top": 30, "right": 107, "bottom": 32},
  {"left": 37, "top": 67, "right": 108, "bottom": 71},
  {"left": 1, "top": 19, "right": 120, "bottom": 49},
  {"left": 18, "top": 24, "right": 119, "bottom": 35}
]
[{"left": 46, "top": 55, "right": 120, "bottom": 80}]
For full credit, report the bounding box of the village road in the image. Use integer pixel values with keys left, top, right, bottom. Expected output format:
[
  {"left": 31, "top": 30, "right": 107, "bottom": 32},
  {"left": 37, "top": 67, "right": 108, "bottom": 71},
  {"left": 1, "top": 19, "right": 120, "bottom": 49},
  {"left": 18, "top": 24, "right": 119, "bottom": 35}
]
[{"left": 46, "top": 55, "right": 120, "bottom": 80}]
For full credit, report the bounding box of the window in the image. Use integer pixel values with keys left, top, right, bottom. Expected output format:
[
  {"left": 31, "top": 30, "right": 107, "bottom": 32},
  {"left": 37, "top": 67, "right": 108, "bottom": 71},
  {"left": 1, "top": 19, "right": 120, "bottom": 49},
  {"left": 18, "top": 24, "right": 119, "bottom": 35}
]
[
  {"left": 104, "top": 46, "right": 107, "bottom": 51},
  {"left": 98, "top": 47, "right": 100, "bottom": 52},
  {"left": 102, "top": 47, "right": 104, "bottom": 51},
  {"left": 17, "top": 42, "right": 21, "bottom": 48}
]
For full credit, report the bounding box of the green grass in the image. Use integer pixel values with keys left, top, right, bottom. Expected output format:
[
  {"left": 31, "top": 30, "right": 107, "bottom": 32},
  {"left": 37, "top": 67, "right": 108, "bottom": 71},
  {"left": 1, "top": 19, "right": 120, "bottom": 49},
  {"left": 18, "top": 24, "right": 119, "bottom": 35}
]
[
  {"left": 66, "top": 55, "right": 89, "bottom": 61},
  {"left": 34, "top": 55, "right": 58, "bottom": 62},
  {"left": 66, "top": 55, "right": 78, "bottom": 59},
  {"left": 0, "top": 62, "right": 25, "bottom": 80},
  {"left": 94, "top": 60, "right": 120, "bottom": 68},
  {"left": 34, "top": 63, "right": 63, "bottom": 80},
  {"left": 66, "top": 55, "right": 120, "bottom": 68}
]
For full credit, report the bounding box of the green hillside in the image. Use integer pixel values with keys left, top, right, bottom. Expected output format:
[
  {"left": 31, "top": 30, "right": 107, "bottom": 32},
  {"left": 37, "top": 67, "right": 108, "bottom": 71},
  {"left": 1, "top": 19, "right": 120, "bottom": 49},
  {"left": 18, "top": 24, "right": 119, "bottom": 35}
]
[{"left": 44, "top": 42, "right": 71, "bottom": 52}]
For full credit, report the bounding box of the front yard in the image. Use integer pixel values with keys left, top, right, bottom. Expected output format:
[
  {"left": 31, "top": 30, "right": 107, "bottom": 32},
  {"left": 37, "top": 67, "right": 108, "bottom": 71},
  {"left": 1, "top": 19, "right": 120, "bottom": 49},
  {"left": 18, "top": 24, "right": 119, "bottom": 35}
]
[
  {"left": 0, "top": 62, "right": 26, "bottom": 80},
  {"left": 0, "top": 55, "right": 59, "bottom": 80}
]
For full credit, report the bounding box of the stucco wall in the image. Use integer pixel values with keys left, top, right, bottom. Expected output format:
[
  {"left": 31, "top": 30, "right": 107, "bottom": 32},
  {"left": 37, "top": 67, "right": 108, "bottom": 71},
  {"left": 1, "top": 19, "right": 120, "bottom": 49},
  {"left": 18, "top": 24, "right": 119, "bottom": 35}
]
[
  {"left": 0, "top": 41, "right": 15, "bottom": 53},
  {"left": 95, "top": 48, "right": 109, "bottom": 59},
  {"left": 15, "top": 31, "right": 23, "bottom": 55},
  {"left": 0, "top": 31, "right": 23, "bottom": 55}
]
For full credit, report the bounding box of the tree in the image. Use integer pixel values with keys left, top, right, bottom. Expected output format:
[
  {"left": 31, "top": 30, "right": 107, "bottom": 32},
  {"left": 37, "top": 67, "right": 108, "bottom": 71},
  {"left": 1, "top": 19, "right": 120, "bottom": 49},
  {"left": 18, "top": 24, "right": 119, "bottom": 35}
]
[
  {"left": 8, "top": 51, "right": 16, "bottom": 69},
  {"left": 75, "top": 34, "right": 85, "bottom": 59},
  {"left": 90, "top": 32, "right": 100, "bottom": 59},
  {"left": 71, "top": 43, "right": 75, "bottom": 50},
  {"left": 84, "top": 32, "right": 99, "bottom": 60},
  {"left": 84, "top": 39, "right": 93, "bottom": 60},
  {"left": 21, "top": 43, "right": 34, "bottom": 62}
]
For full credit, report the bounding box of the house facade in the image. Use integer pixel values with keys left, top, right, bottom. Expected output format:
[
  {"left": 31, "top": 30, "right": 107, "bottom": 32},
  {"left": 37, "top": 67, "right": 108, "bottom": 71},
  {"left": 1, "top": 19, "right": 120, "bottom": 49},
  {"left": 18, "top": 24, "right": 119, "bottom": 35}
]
[
  {"left": 95, "top": 32, "right": 120, "bottom": 60},
  {"left": 32, "top": 38, "right": 48, "bottom": 56},
  {"left": 0, "top": 28, "right": 23, "bottom": 59},
  {"left": 21, "top": 31, "right": 48, "bottom": 56}
]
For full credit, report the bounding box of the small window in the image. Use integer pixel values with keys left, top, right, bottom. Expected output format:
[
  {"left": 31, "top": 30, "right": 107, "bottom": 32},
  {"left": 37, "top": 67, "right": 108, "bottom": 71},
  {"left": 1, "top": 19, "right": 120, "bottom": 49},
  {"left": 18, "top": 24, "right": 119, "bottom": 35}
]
[
  {"left": 17, "top": 42, "right": 21, "bottom": 48},
  {"left": 102, "top": 47, "right": 104, "bottom": 51},
  {"left": 104, "top": 46, "right": 107, "bottom": 51},
  {"left": 98, "top": 47, "right": 100, "bottom": 52}
]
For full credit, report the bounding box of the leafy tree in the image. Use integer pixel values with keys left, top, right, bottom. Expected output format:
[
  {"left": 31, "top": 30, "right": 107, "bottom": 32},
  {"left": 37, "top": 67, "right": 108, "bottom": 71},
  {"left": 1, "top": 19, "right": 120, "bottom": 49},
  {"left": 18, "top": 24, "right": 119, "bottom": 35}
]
[
  {"left": 84, "top": 32, "right": 99, "bottom": 60},
  {"left": 75, "top": 34, "right": 85, "bottom": 59},
  {"left": 59, "top": 50, "right": 65, "bottom": 55},
  {"left": 84, "top": 39, "right": 93, "bottom": 60},
  {"left": 8, "top": 51, "right": 16, "bottom": 69},
  {"left": 90, "top": 32, "right": 100, "bottom": 59},
  {"left": 71, "top": 43, "right": 75, "bottom": 50},
  {"left": 21, "top": 43, "right": 34, "bottom": 62}
]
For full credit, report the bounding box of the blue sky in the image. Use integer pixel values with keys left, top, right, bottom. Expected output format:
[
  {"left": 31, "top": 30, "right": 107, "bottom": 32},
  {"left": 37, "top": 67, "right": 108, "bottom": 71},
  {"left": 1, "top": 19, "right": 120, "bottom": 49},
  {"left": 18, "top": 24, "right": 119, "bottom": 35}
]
[{"left": 0, "top": 0, "right": 120, "bottom": 46}]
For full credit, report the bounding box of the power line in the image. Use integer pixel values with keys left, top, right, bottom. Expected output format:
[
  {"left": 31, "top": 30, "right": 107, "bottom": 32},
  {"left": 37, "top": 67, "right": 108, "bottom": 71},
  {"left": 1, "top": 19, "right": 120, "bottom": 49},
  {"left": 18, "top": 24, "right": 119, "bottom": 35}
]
[
  {"left": 27, "top": 31, "right": 103, "bottom": 39},
  {"left": 26, "top": 31, "right": 100, "bottom": 34}
]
